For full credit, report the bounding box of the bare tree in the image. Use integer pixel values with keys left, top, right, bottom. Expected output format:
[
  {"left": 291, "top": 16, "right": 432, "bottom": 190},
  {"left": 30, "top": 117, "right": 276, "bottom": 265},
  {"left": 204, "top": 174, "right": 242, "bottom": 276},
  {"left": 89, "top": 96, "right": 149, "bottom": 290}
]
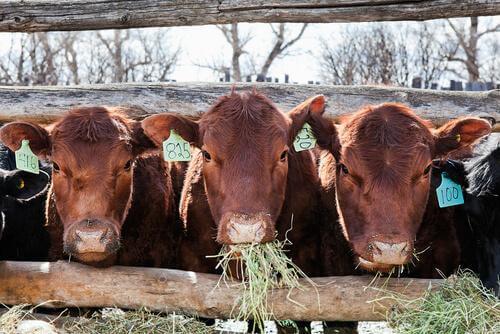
[
  {"left": 414, "top": 23, "right": 447, "bottom": 88},
  {"left": 444, "top": 17, "right": 500, "bottom": 81},
  {"left": 257, "top": 23, "right": 308, "bottom": 79},
  {"left": 483, "top": 37, "right": 500, "bottom": 82},
  {"left": 203, "top": 23, "right": 308, "bottom": 81},
  {"left": 320, "top": 25, "right": 413, "bottom": 87},
  {"left": 216, "top": 23, "right": 252, "bottom": 81},
  {"left": 0, "top": 28, "right": 180, "bottom": 86},
  {"left": 26, "top": 33, "right": 63, "bottom": 85},
  {"left": 58, "top": 32, "right": 80, "bottom": 85},
  {"left": 319, "top": 28, "right": 360, "bottom": 85},
  {"left": 96, "top": 29, "right": 179, "bottom": 83}
]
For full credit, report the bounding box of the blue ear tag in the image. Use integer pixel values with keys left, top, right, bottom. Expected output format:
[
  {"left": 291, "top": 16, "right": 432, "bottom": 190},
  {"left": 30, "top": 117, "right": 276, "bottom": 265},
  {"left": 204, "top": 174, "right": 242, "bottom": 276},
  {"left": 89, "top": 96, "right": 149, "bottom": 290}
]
[{"left": 436, "top": 172, "right": 464, "bottom": 208}]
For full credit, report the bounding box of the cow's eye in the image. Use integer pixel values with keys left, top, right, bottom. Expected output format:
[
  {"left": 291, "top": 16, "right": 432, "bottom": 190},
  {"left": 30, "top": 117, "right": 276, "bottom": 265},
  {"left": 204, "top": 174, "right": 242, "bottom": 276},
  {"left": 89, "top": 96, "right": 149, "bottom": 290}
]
[
  {"left": 280, "top": 150, "right": 288, "bottom": 162},
  {"left": 423, "top": 163, "right": 432, "bottom": 176},
  {"left": 339, "top": 163, "right": 349, "bottom": 175},
  {"left": 52, "top": 162, "right": 60, "bottom": 173},
  {"left": 202, "top": 150, "right": 211, "bottom": 162},
  {"left": 124, "top": 160, "right": 133, "bottom": 171},
  {"left": 17, "top": 178, "right": 25, "bottom": 189}
]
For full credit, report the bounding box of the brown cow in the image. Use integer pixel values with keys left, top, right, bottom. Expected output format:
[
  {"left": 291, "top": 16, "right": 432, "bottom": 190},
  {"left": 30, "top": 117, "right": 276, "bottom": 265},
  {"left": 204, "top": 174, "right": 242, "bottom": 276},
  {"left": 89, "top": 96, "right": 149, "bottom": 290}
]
[
  {"left": 0, "top": 107, "right": 183, "bottom": 267},
  {"left": 309, "top": 103, "right": 491, "bottom": 275},
  {"left": 141, "top": 90, "right": 352, "bottom": 277}
]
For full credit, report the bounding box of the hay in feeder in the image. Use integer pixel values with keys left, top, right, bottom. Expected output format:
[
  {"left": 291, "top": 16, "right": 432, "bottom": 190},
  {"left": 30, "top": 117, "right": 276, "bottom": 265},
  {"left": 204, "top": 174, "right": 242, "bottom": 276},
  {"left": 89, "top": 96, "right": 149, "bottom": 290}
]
[
  {"left": 63, "top": 308, "right": 213, "bottom": 333},
  {"left": 0, "top": 305, "right": 213, "bottom": 334},
  {"left": 388, "top": 270, "right": 500, "bottom": 334},
  {"left": 0, "top": 304, "right": 30, "bottom": 333}
]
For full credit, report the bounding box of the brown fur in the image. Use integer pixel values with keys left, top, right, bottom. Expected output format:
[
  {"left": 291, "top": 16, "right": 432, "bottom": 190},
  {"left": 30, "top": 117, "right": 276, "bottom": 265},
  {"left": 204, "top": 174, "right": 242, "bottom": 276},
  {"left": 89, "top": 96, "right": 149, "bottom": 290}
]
[
  {"left": 0, "top": 107, "right": 183, "bottom": 267},
  {"left": 143, "top": 91, "right": 351, "bottom": 276},
  {"left": 311, "top": 103, "right": 491, "bottom": 275}
]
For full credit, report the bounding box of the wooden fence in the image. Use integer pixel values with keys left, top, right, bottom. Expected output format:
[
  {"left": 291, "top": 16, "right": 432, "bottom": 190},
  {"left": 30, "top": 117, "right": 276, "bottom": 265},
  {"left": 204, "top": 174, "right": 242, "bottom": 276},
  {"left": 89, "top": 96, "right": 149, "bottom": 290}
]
[
  {"left": 0, "top": 261, "right": 441, "bottom": 321},
  {"left": 0, "top": 0, "right": 499, "bottom": 323},
  {"left": 0, "top": 83, "right": 499, "bottom": 129},
  {"left": 1, "top": 0, "right": 500, "bottom": 32}
]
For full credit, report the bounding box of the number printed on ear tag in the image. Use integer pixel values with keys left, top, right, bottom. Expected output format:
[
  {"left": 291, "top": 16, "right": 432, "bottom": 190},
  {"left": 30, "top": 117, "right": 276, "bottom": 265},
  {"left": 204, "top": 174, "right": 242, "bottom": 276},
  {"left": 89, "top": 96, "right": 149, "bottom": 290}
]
[
  {"left": 162, "top": 130, "right": 192, "bottom": 162},
  {"left": 436, "top": 172, "right": 464, "bottom": 208},
  {"left": 293, "top": 123, "right": 317, "bottom": 152},
  {"left": 15, "top": 140, "right": 39, "bottom": 174}
]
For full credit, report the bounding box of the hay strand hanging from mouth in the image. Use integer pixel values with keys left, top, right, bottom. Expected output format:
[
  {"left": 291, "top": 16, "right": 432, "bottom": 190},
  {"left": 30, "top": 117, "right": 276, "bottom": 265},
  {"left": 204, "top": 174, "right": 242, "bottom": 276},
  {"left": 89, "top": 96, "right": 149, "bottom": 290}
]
[{"left": 210, "top": 238, "right": 318, "bottom": 332}]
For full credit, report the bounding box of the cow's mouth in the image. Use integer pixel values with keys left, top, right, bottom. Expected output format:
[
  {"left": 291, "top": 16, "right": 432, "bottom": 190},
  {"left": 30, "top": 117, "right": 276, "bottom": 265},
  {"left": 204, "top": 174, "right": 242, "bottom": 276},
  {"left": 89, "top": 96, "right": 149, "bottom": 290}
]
[{"left": 357, "top": 256, "right": 396, "bottom": 273}]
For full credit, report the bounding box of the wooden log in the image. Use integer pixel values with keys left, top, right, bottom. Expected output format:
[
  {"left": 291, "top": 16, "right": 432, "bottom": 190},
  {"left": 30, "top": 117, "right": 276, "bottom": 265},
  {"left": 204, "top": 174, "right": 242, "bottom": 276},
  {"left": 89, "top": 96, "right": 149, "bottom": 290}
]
[
  {"left": 0, "top": 261, "right": 441, "bottom": 321},
  {"left": 0, "top": 0, "right": 499, "bottom": 32},
  {"left": 0, "top": 83, "right": 499, "bottom": 129}
]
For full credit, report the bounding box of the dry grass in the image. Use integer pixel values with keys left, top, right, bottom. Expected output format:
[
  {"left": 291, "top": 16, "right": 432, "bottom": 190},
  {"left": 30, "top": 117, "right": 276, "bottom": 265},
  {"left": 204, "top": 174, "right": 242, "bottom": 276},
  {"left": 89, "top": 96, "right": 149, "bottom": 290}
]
[
  {"left": 0, "top": 304, "right": 30, "bottom": 333},
  {"left": 388, "top": 270, "right": 500, "bottom": 334},
  {"left": 0, "top": 306, "right": 213, "bottom": 334},
  {"left": 63, "top": 308, "right": 213, "bottom": 334},
  {"left": 211, "top": 238, "right": 317, "bottom": 333}
]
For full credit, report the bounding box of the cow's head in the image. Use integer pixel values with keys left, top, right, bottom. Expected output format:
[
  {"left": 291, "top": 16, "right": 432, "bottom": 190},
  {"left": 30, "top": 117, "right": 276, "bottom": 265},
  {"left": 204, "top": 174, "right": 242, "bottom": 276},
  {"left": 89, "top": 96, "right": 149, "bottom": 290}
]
[
  {"left": 143, "top": 90, "right": 324, "bottom": 245},
  {"left": 0, "top": 167, "right": 50, "bottom": 239},
  {"left": 0, "top": 107, "right": 154, "bottom": 265},
  {"left": 310, "top": 103, "right": 491, "bottom": 272}
]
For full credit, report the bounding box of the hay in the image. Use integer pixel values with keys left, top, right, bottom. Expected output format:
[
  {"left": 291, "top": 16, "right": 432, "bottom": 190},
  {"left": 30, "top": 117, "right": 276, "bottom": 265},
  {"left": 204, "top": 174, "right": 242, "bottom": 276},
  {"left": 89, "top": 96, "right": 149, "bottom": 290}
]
[
  {"left": 0, "top": 306, "right": 212, "bottom": 334},
  {"left": 211, "top": 238, "right": 317, "bottom": 333},
  {"left": 388, "top": 270, "right": 500, "bottom": 334},
  {"left": 63, "top": 308, "right": 213, "bottom": 334},
  {"left": 0, "top": 304, "right": 30, "bottom": 333}
]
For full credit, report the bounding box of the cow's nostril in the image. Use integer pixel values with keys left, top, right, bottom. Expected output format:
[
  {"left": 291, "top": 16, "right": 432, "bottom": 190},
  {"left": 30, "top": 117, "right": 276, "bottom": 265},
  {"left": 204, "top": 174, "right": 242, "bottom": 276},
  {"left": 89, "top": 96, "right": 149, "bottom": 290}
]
[
  {"left": 100, "top": 228, "right": 110, "bottom": 242},
  {"left": 368, "top": 242, "right": 381, "bottom": 255}
]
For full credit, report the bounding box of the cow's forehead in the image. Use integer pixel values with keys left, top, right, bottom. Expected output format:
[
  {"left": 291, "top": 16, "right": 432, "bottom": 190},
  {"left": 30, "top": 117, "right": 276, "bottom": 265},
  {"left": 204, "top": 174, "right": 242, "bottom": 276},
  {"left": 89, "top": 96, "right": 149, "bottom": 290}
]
[
  {"left": 201, "top": 91, "right": 288, "bottom": 138},
  {"left": 52, "top": 139, "right": 131, "bottom": 174},
  {"left": 341, "top": 103, "right": 433, "bottom": 148}
]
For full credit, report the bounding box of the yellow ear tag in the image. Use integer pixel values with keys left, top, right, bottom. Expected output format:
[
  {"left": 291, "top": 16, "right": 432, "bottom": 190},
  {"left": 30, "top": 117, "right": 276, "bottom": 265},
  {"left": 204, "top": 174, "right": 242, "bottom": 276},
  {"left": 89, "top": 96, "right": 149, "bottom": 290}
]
[
  {"left": 15, "top": 140, "right": 39, "bottom": 174},
  {"left": 456, "top": 134, "right": 461, "bottom": 143},
  {"left": 162, "top": 130, "right": 192, "bottom": 162},
  {"left": 293, "top": 123, "right": 317, "bottom": 152}
]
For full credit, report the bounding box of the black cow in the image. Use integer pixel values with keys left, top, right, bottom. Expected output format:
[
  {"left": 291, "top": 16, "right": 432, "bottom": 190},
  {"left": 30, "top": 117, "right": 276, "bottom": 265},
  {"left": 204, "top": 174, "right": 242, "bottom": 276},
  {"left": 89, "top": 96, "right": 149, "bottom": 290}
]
[{"left": 0, "top": 143, "right": 51, "bottom": 260}]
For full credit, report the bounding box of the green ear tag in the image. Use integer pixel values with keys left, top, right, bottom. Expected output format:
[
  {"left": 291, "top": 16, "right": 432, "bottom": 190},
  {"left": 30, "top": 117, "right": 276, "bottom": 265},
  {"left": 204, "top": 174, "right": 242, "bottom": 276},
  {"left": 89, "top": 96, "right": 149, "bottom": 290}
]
[
  {"left": 293, "top": 123, "right": 317, "bottom": 152},
  {"left": 436, "top": 172, "right": 464, "bottom": 208},
  {"left": 162, "top": 130, "right": 192, "bottom": 162},
  {"left": 15, "top": 140, "right": 39, "bottom": 174}
]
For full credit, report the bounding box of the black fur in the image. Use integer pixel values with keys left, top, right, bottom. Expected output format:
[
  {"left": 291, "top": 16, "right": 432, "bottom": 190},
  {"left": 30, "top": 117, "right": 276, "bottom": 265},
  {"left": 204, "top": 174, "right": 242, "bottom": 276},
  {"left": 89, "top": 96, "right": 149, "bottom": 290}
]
[
  {"left": 0, "top": 143, "right": 51, "bottom": 260},
  {"left": 437, "top": 134, "right": 500, "bottom": 295}
]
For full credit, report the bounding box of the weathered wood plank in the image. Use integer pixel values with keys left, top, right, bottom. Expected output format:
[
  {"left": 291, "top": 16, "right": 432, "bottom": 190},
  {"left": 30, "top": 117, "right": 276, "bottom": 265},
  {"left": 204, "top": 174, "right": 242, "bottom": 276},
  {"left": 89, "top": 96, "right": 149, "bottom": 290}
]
[
  {"left": 0, "top": 0, "right": 499, "bottom": 32},
  {"left": 0, "top": 261, "right": 441, "bottom": 321},
  {"left": 0, "top": 83, "right": 498, "bottom": 129}
]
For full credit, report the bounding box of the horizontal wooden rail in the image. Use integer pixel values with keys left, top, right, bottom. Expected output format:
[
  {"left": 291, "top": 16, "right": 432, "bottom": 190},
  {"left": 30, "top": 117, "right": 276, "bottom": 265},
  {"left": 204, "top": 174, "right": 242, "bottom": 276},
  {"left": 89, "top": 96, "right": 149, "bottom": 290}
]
[
  {"left": 0, "top": 261, "right": 441, "bottom": 321},
  {"left": 0, "top": 1, "right": 499, "bottom": 32},
  {"left": 0, "top": 83, "right": 498, "bottom": 128}
]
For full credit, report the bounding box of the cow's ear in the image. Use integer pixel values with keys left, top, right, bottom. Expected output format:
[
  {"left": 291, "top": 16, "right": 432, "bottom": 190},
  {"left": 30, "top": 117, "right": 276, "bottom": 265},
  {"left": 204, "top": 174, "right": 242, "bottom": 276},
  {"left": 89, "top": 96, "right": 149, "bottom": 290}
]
[
  {"left": 141, "top": 113, "right": 199, "bottom": 148},
  {"left": 0, "top": 122, "right": 51, "bottom": 158},
  {"left": 288, "top": 95, "right": 341, "bottom": 159},
  {"left": 129, "top": 121, "right": 159, "bottom": 156},
  {"left": 433, "top": 118, "right": 491, "bottom": 157},
  {"left": 287, "top": 95, "right": 326, "bottom": 143}
]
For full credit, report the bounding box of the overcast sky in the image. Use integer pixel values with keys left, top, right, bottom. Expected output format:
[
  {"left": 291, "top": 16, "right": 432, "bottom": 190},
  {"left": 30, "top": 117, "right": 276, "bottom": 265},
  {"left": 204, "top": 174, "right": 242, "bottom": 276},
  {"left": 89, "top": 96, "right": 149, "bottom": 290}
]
[{"left": 0, "top": 16, "right": 499, "bottom": 85}]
